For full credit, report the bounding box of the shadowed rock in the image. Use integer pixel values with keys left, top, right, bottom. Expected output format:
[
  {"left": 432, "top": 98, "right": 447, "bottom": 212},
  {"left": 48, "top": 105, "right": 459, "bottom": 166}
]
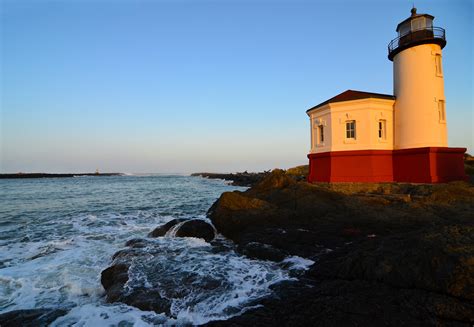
[
  {"left": 149, "top": 219, "right": 216, "bottom": 242},
  {"left": 101, "top": 255, "right": 172, "bottom": 314},
  {"left": 175, "top": 219, "right": 216, "bottom": 242},
  {"left": 237, "top": 242, "right": 287, "bottom": 262},
  {"left": 0, "top": 308, "right": 69, "bottom": 327},
  {"left": 101, "top": 263, "right": 130, "bottom": 303}
]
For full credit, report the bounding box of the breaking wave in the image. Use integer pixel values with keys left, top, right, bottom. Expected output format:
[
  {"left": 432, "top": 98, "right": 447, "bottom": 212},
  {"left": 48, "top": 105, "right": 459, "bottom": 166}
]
[{"left": 0, "top": 175, "right": 313, "bottom": 326}]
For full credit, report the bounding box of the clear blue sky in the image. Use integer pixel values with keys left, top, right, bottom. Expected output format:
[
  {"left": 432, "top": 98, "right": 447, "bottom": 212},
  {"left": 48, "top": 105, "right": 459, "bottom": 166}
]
[{"left": 1, "top": 0, "right": 472, "bottom": 173}]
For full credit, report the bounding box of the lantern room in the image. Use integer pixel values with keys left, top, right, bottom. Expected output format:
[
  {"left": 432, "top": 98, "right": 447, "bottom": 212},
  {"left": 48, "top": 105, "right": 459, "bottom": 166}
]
[{"left": 388, "top": 7, "right": 446, "bottom": 60}]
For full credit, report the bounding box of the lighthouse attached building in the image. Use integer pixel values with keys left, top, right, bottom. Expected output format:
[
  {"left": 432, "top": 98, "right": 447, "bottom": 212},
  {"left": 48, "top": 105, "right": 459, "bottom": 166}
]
[{"left": 307, "top": 8, "right": 467, "bottom": 183}]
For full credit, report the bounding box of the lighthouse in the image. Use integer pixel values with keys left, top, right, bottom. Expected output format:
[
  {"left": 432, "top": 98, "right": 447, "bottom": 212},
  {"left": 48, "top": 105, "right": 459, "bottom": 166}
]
[
  {"left": 389, "top": 7, "right": 447, "bottom": 149},
  {"left": 306, "top": 7, "right": 467, "bottom": 184}
]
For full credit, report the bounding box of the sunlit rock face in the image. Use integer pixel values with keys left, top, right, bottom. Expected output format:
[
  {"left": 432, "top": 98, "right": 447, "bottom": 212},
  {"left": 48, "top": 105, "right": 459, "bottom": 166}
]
[{"left": 206, "top": 169, "right": 474, "bottom": 326}]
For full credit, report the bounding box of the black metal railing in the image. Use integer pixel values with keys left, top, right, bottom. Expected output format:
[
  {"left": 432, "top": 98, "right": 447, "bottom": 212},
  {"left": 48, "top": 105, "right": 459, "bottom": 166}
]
[{"left": 388, "top": 27, "right": 446, "bottom": 58}]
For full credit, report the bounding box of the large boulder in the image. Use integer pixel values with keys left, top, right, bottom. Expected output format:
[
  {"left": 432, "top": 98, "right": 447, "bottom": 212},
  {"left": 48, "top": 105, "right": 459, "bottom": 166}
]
[
  {"left": 175, "top": 219, "right": 215, "bottom": 242},
  {"left": 149, "top": 219, "right": 216, "bottom": 242},
  {"left": 148, "top": 218, "right": 186, "bottom": 237},
  {"left": 101, "top": 263, "right": 131, "bottom": 302},
  {"left": 208, "top": 191, "right": 278, "bottom": 240}
]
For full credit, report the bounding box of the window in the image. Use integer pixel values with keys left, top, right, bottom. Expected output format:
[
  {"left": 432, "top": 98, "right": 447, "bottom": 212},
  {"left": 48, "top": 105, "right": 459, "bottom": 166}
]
[
  {"left": 319, "top": 125, "right": 324, "bottom": 143},
  {"left": 398, "top": 23, "right": 410, "bottom": 37},
  {"left": 346, "top": 120, "right": 356, "bottom": 139},
  {"left": 378, "top": 120, "right": 387, "bottom": 140},
  {"left": 435, "top": 54, "right": 443, "bottom": 76},
  {"left": 411, "top": 17, "right": 425, "bottom": 31},
  {"left": 438, "top": 100, "right": 446, "bottom": 122}
]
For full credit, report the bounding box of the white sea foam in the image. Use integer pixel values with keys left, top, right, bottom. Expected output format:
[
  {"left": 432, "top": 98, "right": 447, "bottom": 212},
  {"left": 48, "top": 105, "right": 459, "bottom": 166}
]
[
  {"left": 164, "top": 221, "right": 187, "bottom": 237},
  {"left": 114, "top": 236, "right": 290, "bottom": 325},
  {"left": 282, "top": 256, "right": 315, "bottom": 271},
  {"left": 50, "top": 303, "right": 168, "bottom": 326},
  {"left": 0, "top": 176, "right": 294, "bottom": 326}
]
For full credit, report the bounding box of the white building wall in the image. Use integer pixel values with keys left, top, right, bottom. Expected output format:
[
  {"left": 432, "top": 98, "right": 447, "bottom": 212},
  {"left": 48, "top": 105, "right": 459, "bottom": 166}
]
[
  {"left": 308, "top": 98, "right": 395, "bottom": 153},
  {"left": 393, "top": 43, "right": 447, "bottom": 149}
]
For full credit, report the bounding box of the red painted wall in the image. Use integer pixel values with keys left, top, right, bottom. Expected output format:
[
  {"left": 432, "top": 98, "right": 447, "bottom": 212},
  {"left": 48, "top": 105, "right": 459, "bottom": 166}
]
[
  {"left": 393, "top": 147, "right": 467, "bottom": 183},
  {"left": 308, "top": 147, "right": 467, "bottom": 183},
  {"left": 308, "top": 150, "right": 393, "bottom": 183}
]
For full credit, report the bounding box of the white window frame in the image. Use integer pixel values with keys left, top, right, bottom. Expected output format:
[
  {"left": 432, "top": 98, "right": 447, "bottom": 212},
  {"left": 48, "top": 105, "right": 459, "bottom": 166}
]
[{"left": 345, "top": 120, "right": 356, "bottom": 140}]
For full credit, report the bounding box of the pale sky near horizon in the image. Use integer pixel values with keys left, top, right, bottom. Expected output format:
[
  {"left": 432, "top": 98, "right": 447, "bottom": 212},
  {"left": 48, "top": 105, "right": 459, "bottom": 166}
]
[{"left": 1, "top": 0, "right": 472, "bottom": 173}]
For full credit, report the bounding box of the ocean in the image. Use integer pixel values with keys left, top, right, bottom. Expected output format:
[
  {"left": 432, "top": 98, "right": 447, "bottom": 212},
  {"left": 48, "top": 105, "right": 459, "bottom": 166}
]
[{"left": 0, "top": 175, "right": 310, "bottom": 325}]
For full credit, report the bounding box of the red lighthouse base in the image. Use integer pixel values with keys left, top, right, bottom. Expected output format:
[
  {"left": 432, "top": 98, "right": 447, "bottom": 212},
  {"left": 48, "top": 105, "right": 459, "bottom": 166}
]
[{"left": 307, "top": 147, "right": 468, "bottom": 183}]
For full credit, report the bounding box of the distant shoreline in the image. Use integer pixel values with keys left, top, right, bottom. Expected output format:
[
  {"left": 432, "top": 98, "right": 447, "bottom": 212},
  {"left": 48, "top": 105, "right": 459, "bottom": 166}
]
[{"left": 0, "top": 173, "right": 123, "bottom": 179}]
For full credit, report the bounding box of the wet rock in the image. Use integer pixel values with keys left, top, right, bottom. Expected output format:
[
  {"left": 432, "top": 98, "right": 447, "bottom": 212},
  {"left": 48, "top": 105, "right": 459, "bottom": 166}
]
[
  {"left": 100, "top": 263, "right": 171, "bottom": 314},
  {"left": 121, "top": 288, "right": 170, "bottom": 314},
  {"left": 102, "top": 220, "right": 217, "bottom": 314},
  {"left": 148, "top": 219, "right": 186, "bottom": 237},
  {"left": 0, "top": 308, "right": 69, "bottom": 327},
  {"left": 111, "top": 248, "right": 147, "bottom": 261},
  {"left": 175, "top": 219, "right": 215, "bottom": 242},
  {"left": 237, "top": 242, "right": 287, "bottom": 262},
  {"left": 125, "top": 238, "right": 148, "bottom": 248},
  {"left": 101, "top": 263, "right": 130, "bottom": 302}
]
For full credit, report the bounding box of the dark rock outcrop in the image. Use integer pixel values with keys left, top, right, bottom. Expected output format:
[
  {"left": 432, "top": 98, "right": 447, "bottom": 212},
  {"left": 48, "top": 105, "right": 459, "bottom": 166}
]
[
  {"left": 237, "top": 242, "right": 287, "bottom": 262},
  {"left": 205, "top": 169, "right": 474, "bottom": 326},
  {"left": 100, "top": 246, "right": 172, "bottom": 315},
  {"left": 175, "top": 219, "right": 215, "bottom": 242},
  {"left": 0, "top": 308, "right": 69, "bottom": 327},
  {"left": 100, "top": 218, "right": 216, "bottom": 316},
  {"left": 101, "top": 263, "right": 131, "bottom": 302},
  {"left": 149, "top": 219, "right": 215, "bottom": 242}
]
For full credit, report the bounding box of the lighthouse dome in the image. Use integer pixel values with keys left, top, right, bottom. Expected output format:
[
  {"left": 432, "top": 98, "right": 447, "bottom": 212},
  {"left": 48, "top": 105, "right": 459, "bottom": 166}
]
[{"left": 388, "top": 8, "right": 446, "bottom": 60}]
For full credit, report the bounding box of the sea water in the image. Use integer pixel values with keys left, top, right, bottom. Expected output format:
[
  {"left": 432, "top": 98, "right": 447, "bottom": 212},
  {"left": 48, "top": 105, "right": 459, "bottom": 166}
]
[{"left": 0, "top": 175, "right": 312, "bottom": 326}]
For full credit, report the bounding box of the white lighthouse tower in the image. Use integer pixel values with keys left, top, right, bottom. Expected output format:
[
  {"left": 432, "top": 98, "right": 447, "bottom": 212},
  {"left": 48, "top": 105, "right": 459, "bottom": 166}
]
[
  {"left": 306, "top": 7, "right": 467, "bottom": 184},
  {"left": 389, "top": 7, "right": 447, "bottom": 149}
]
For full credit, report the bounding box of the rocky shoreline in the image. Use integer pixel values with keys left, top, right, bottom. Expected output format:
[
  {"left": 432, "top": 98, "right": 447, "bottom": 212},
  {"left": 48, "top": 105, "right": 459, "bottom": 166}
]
[
  {"left": 205, "top": 170, "right": 474, "bottom": 326},
  {"left": 190, "top": 165, "right": 309, "bottom": 187},
  {"left": 98, "top": 169, "right": 473, "bottom": 326}
]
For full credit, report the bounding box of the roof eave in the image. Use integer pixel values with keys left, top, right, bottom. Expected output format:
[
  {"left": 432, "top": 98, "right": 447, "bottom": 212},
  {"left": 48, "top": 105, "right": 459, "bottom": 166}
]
[{"left": 306, "top": 91, "right": 395, "bottom": 114}]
